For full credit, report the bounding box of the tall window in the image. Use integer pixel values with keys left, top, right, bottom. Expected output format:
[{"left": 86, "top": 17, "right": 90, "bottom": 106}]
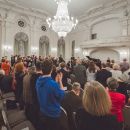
[
  {"left": 72, "top": 40, "right": 75, "bottom": 57},
  {"left": 57, "top": 37, "right": 65, "bottom": 58}
]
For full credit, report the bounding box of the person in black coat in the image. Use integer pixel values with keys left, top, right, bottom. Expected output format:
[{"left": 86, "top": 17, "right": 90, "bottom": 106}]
[
  {"left": 61, "top": 82, "right": 82, "bottom": 130},
  {"left": 96, "top": 63, "right": 112, "bottom": 87},
  {"left": 76, "top": 81, "right": 121, "bottom": 130},
  {"left": 73, "top": 59, "right": 87, "bottom": 88},
  {"left": 29, "top": 61, "right": 43, "bottom": 130}
]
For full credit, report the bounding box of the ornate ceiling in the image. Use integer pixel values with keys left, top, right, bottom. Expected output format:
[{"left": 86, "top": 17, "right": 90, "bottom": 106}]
[{"left": 7, "top": 0, "right": 119, "bottom": 17}]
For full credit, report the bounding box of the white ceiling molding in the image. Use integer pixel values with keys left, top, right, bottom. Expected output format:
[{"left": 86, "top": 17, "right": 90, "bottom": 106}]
[
  {"left": 79, "top": 0, "right": 127, "bottom": 23},
  {"left": 80, "top": 36, "right": 130, "bottom": 48},
  {"left": 0, "top": 0, "right": 127, "bottom": 23},
  {"left": 0, "top": 0, "right": 50, "bottom": 20},
  {"left": 88, "top": 14, "right": 121, "bottom": 27}
]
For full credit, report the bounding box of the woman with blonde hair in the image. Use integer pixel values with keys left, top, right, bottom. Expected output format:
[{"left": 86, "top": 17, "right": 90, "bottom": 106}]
[{"left": 75, "top": 81, "right": 120, "bottom": 130}]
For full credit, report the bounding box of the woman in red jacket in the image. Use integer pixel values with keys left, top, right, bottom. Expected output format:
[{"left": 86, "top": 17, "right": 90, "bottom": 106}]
[{"left": 107, "top": 77, "right": 126, "bottom": 129}]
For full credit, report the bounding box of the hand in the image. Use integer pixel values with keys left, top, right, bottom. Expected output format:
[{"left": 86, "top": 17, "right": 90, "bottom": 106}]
[
  {"left": 55, "top": 72, "right": 63, "bottom": 83},
  {"left": 58, "top": 72, "right": 63, "bottom": 82}
]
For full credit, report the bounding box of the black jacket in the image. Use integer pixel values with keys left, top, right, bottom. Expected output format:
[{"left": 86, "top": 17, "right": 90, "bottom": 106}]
[
  {"left": 61, "top": 91, "right": 82, "bottom": 130},
  {"left": 96, "top": 69, "right": 112, "bottom": 87},
  {"left": 76, "top": 108, "right": 121, "bottom": 130}
]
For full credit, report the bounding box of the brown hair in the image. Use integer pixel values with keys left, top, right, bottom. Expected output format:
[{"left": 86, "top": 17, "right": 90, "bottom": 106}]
[
  {"left": 83, "top": 81, "right": 112, "bottom": 116},
  {"left": 42, "top": 59, "right": 53, "bottom": 75},
  {"left": 60, "top": 62, "right": 66, "bottom": 68}
]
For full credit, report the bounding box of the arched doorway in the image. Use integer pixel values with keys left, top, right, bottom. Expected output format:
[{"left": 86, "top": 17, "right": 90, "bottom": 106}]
[
  {"left": 90, "top": 48, "right": 120, "bottom": 62},
  {"left": 14, "top": 32, "right": 28, "bottom": 56},
  {"left": 39, "top": 36, "right": 49, "bottom": 56},
  {"left": 57, "top": 37, "right": 65, "bottom": 58}
]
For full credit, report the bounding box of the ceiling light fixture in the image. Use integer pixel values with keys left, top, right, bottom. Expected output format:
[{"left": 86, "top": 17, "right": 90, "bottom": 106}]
[{"left": 46, "top": 0, "right": 78, "bottom": 37}]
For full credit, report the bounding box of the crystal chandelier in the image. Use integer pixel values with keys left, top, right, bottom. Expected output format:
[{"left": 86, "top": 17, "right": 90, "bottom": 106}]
[{"left": 46, "top": 0, "right": 78, "bottom": 37}]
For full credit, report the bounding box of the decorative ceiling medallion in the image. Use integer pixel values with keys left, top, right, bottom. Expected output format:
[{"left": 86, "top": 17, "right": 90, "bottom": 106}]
[
  {"left": 41, "top": 25, "right": 47, "bottom": 31},
  {"left": 18, "top": 20, "right": 26, "bottom": 28}
]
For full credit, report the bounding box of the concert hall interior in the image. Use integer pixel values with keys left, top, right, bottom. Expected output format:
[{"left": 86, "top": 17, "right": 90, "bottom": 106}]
[{"left": 0, "top": 0, "right": 130, "bottom": 130}]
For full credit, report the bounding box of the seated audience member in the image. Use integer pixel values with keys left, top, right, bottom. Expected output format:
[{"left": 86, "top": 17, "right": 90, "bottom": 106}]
[
  {"left": 61, "top": 82, "right": 82, "bottom": 130},
  {"left": 96, "top": 63, "right": 112, "bottom": 87},
  {"left": 76, "top": 81, "right": 120, "bottom": 130},
  {"left": 110, "top": 64, "right": 122, "bottom": 80},
  {"left": 86, "top": 61, "right": 97, "bottom": 82},
  {"left": 107, "top": 77, "right": 126, "bottom": 129},
  {"left": 36, "top": 59, "right": 65, "bottom": 130}
]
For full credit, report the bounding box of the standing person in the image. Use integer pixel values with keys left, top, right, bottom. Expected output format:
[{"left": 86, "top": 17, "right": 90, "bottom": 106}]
[
  {"left": 110, "top": 64, "right": 122, "bottom": 80},
  {"left": 107, "top": 77, "right": 126, "bottom": 129},
  {"left": 30, "top": 61, "right": 43, "bottom": 129},
  {"left": 120, "top": 58, "right": 129, "bottom": 72},
  {"left": 59, "top": 62, "right": 69, "bottom": 88},
  {"left": 23, "top": 66, "right": 36, "bottom": 122},
  {"left": 86, "top": 61, "right": 97, "bottom": 82},
  {"left": 36, "top": 59, "right": 65, "bottom": 130},
  {"left": 14, "top": 58, "right": 25, "bottom": 109},
  {"left": 96, "top": 63, "right": 112, "bottom": 87},
  {"left": 11, "top": 55, "right": 15, "bottom": 67},
  {"left": 73, "top": 59, "right": 87, "bottom": 88},
  {"left": 1, "top": 60, "right": 11, "bottom": 76},
  {"left": 51, "top": 65, "right": 57, "bottom": 81},
  {"left": 76, "top": 81, "right": 120, "bottom": 130}
]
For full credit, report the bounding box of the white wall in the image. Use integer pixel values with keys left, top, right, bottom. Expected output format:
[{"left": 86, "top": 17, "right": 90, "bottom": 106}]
[
  {"left": 0, "top": 0, "right": 130, "bottom": 62},
  {"left": 92, "top": 18, "right": 121, "bottom": 39},
  {"left": 128, "top": 18, "right": 130, "bottom": 36},
  {"left": 90, "top": 49, "right": 120, "bottom": 62}
]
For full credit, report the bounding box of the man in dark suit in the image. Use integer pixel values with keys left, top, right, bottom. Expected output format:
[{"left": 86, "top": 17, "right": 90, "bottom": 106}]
[
  {"left": 96, "top": 63, "right": 112, "bottom": 87},
  {"left": 73, "top": 59, "right": 87, "bottom": 88},
  {"left": 61, "top": 82, "right": 82, "bottom": 130}
]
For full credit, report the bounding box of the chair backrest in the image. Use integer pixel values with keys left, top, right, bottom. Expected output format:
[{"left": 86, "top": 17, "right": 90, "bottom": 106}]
[
  {"left": 123, "top": 105, "right": 130, "bottom": 129},
  {"left": 72, "top": 111, "right": 77, "bottom": 129},
  {"left": 1, "top": 126, "right": 8, "bottom": 130},
  {"left": 60, "top": 107, "right": 69, "bottom": 130},
  {"left": 1, "top": 110, "right": 11, "bottom": 130}
]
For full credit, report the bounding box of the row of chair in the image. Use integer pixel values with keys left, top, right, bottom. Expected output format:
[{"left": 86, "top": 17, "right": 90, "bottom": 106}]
[{"left": 0, "top": 91, "right": 36, "bottom": 130}]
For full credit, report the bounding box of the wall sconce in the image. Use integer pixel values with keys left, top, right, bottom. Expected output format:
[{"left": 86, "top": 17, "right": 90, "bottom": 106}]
[
  {"left": 75, "top": 48, "right": 80, "bottom": 53},
  {"left": 120, "top": 51, "right": 127, "bottom": 55},
  {"left": 3, "top": 45, "right": 12, "bottom": 57},
  {"left": 3, "top": 45, "right": 12, "bottom": 50},
  {"left": 120, "top": 51, "right": 127, "bottom": 60},
  {"left": 83, "top": 51, "right": 89, "bottom": 56},
  {"left": 31, "top": 47, "right": 38, "bottom": 54},
  {"left": 51, "top": 48, "right": 57, "bottom": 52},
  {"left": 31, "top": 47, "right": 38, "bottom": 52}
]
